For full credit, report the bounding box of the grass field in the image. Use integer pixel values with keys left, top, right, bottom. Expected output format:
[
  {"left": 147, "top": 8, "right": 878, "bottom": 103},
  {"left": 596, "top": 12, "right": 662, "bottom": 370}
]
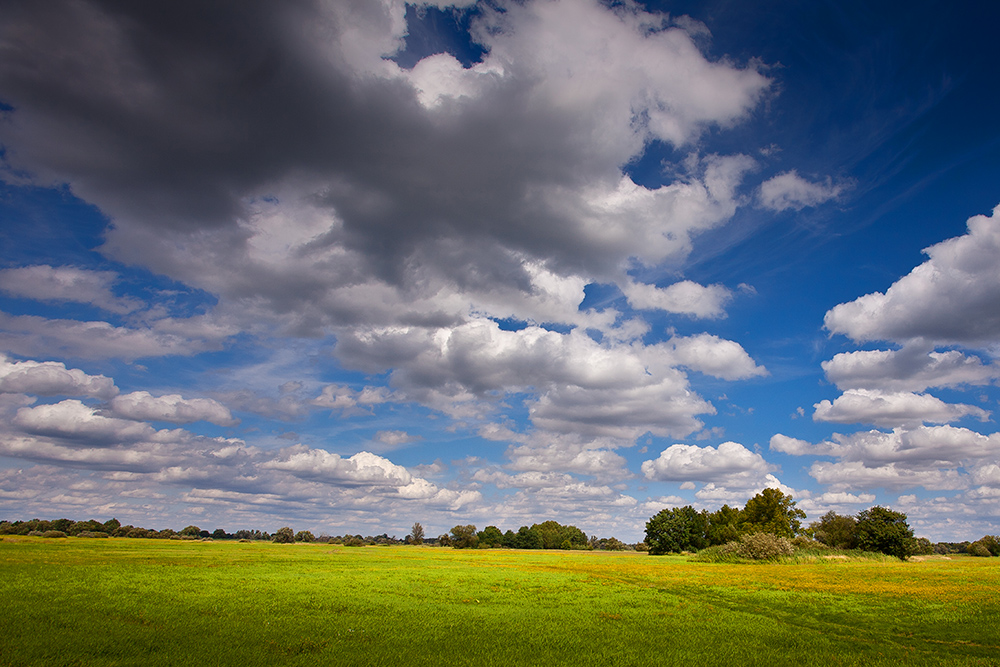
[{"left": 1, "top": 537, "right": 998, "bottom": 666}]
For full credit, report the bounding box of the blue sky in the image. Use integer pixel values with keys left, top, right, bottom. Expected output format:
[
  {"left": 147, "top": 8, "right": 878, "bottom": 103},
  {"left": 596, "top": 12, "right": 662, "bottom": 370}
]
[{"left": 2, "top": 0, "right": 1000, "bottom": 542}]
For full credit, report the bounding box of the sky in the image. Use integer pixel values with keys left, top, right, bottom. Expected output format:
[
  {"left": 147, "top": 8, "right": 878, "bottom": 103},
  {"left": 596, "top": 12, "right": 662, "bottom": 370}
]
[{"left": 1, "top": 0, "right": 1000, "bottom": 542}]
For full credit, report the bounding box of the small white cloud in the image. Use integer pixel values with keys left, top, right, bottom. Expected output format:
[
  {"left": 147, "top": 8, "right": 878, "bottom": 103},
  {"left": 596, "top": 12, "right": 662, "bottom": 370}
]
[
  {"left": 664, "top": 333, "right": 767, "bottom": 380},
  {"left": 622, "top": 279, "right": 732, "bottom": 319},
  {"left": 758, "top": 170, "right": 846, "bottom": 212},
  {"left": 373, "top": 430, "right": 420, "bottom": 446}
]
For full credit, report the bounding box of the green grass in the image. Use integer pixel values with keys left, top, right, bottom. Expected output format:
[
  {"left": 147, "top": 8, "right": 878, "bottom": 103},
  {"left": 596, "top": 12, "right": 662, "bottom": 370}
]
[{"left": 1, "top": 537, "right": 999, "bottom": 666}]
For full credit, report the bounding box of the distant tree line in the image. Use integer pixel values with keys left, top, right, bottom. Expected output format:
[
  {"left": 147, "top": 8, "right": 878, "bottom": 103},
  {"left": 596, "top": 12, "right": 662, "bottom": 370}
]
[
  {"left": 0, "top": 518, "right": 638, "bottom": 551},
  {"left": 6, "top": 508, "right": 995, "bottom": 559}
]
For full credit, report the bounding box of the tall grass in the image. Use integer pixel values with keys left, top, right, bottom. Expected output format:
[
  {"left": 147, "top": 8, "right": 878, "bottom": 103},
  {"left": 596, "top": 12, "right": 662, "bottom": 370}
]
[{"left": 1, "top": 536, "right": 998, "bottom": 666}]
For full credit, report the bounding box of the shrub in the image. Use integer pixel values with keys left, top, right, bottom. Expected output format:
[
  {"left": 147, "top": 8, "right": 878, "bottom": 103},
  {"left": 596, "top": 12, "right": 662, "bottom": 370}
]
[
  {"left": 42, "top": 530, "right": 67, "bottom": 538},
  {"left": 294, "top": 530, "right": 315, "bottom": 543},
  {"left": 27, "top": 531, "right": 44, "bottom": 536},
  {"left": 343, "top": 536, "right": 366, "bottom": 547},
  {"left": 77, "top": 531, "right": 108, "bottom": 538},
  {"left": 791, "top": 536, "right": 827, "bottom": 550},
  {"left": 725, "top": 532, "right": 794, "bottom": 560}
]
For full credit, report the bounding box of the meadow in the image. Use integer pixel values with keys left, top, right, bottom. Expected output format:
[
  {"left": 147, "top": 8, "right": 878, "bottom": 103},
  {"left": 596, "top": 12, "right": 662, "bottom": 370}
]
[{"left": 1, "top": 537, "right": 998, "bottom": 666}]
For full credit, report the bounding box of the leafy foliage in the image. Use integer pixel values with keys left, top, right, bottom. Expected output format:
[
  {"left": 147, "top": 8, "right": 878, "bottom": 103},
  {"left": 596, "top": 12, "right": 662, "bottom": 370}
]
[{"left": 408, "top": 522, "right": 424, "bottom": 545}]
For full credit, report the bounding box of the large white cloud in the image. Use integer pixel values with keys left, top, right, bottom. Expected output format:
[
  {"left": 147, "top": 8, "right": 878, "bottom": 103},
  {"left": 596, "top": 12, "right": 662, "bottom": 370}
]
[
  {"left": 110, "top": 391, "right": 237, "bottom": 427},
  {"left": 825, "top": 204, "right": 1000, "bottom": 345},
  {"left": 774, "top": 425, "right": 1000, "bottom": 494},
  {"left": 822, "top": 344, "right": 1000, "bottom": 393},
  {"left": 0, "top": 312, "right": 235, "bottom": 360},
  {"left": 813, "top": 388, "right": 988, "bottom": 428},
  {"left": 0, "top": 265, "right": 141, "bottom": 314},
  {"left": 0, "top": 354, "right": 118, "bottom": 399},
  {"left": 641, "top": 441, "right": 774, "bottom": 486}
]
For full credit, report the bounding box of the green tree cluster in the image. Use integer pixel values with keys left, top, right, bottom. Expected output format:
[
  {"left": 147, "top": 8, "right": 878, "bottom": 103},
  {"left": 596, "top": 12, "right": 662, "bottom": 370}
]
[
  {"left": 810, "top": 506, "right": 917, "bottom": 560},
  {"left": 445, "top": 521, "right": 589, "bottom": 550},
  {"left": 645, "top": 489, "right": 805, "bottom": 555}
]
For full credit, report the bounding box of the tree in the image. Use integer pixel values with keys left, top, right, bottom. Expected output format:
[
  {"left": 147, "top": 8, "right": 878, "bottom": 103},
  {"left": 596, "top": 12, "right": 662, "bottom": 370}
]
[
  {"left": 855, "top": 506, "right": 914, "bottom": 560},
  {"left": 409, "top": 522, "right": 425, "bottom": 545},
  {"left": 211, "top": 528, "right": 229, "bottom": 540},
  {"left": 272, "top": 526, "right": 295, "bottom": 544},
  {"left": 449, "top": 524, "right": 479, "bottom": 549},
  {"left": 179, "top": 525, "right": 202, "bottom": 537},
  {"left": 739, "top": 489, "right": 805, "bottom": 538},
  {"left": 294, "top": 530, "right": 315, "bottom": 543},
  {"left": 477, "top": 525, "right": 504, "bottom": 547},
  {"left": 706, "top": 505, "right": 740, "bottom": 546},
  {"left": 811, "top": 511, "right": 858, "bottom": 549},
  {"left": 645, "top": 506, "right": 709, "bottom": 555},
  {"left": 513, "top": 525, "right": 543, "bottom": 549}
]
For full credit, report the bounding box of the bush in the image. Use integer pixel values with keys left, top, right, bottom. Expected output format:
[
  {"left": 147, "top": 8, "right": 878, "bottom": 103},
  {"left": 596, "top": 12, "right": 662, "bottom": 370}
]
[
  {"left": 343, "top": 536, "right": 366, "bottom": 547},
  {"left": 76, "top": 531, "right": 108, "bottom": 538},
  {"left": 791, "top": 536, "right": 827, "bottom": 550},
  {"left": 724, "top": 532, "right": 794, "bottom": 560},
  {"left": 294, "top": 530, "right": 315, "bottom": 543},
  {"left": 42, "top": 530, "right": 67, "bottom": 538},
  {"left": 27, "top": 530, "right": 44, "bottom": 536}
]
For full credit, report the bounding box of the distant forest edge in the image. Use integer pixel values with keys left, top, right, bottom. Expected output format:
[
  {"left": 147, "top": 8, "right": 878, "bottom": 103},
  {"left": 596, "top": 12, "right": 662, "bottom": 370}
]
[{"left": 4, "top": 489, "right": 999, "bottom": 560}]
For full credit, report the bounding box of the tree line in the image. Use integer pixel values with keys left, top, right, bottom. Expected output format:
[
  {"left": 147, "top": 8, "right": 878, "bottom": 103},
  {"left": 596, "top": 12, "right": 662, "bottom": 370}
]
[{"left": 643, "top": 488, "right": 1000, "bottom": 560}]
